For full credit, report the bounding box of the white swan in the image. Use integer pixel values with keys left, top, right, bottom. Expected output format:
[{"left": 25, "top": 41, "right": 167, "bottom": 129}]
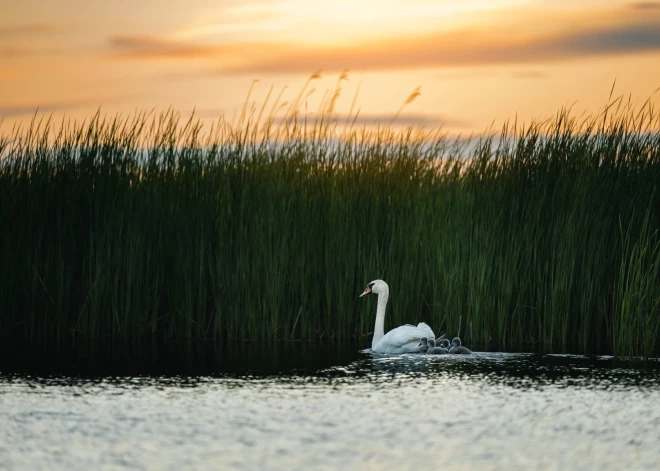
[{"left": 360, "top": 279, "right": 434, "bottom": 354}]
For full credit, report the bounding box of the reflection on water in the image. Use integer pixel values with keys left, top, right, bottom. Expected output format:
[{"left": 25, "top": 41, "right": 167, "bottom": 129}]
[
  {"left": 1, "top": 341, "right": 660, "bottom": 470},
  {"left": 0, "top": 340, "right": 363, "bottom": 376}
]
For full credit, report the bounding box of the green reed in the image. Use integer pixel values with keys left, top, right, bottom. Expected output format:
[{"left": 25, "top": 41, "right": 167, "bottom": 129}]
[{"left": 1, "top": 97, "right": 659, "bottom": 358}]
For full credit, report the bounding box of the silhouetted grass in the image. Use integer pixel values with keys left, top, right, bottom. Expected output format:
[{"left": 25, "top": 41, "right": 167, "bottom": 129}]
[{"left": 1, "top": 93, "right": 659, "bottom": 358}]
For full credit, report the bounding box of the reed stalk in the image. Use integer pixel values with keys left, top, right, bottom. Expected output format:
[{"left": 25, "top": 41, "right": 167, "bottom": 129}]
[{"left": 1, "top": 90, "right": 659, "bottom": 357}]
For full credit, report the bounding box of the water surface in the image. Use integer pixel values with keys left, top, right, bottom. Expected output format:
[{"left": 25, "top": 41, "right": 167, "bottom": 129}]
[{"left": 1, "top": 342, "right": 659, "bottom": 470}]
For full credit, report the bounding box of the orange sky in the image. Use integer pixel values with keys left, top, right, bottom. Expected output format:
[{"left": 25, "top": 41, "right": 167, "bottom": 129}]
[{"left": 1, "top": 0, "right": 660, "bottom": 135}]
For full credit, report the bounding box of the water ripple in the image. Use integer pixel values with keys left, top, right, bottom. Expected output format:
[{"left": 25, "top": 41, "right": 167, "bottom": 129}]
[{"left": 1, "top": 346, "right": 660, "bottom": 470}]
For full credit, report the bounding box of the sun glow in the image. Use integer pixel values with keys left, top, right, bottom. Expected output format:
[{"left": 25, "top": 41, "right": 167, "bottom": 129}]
[{"left": 175, "top": 0, "right": 529, "bottom": 45}]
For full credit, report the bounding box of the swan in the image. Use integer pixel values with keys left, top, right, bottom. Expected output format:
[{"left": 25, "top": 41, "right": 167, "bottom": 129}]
[
  {"left": 439, "top": 338, "right": 451, "bottom": 350},
  {"left": 360, "top": 279, "right": 434, "bottom": 354},
  {"left": 417, "top": 337, "right": 430, "bottom": 353},
  {"left": 426, "top": 338, "right": 449, "bottom": 354},
  {"left": 449, "top": 337, "right": 472, "bottom": 354}
]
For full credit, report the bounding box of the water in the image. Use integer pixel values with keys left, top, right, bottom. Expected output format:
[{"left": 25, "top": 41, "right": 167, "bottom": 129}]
[{"left": 1, "top": 342, "right": 660, "bottom": 470}]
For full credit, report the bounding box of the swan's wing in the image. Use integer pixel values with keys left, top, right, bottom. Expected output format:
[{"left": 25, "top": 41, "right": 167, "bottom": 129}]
[
  {"left": 416, "top": 322, "right": 435, "bottom": 339},
  {"left": 376, "top": 325, "right": 436, "bottom": 353}
]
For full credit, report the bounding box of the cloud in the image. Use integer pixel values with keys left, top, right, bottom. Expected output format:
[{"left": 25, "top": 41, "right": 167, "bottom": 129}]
[
  {"left": 107, "top": 35, "right": 274, "bottom": 64},
  {"left": 0, "top": 23, "right": 75, "bottom": 57},
  {"left": 555, "top": 22, "right": 660, "bottom": 55},
  {"left": 109, "top": 36, "right": 223, "bottom": 59},
  {"left": 182, "top": 108, "right": 470, "bottom": 128},
  {"left": 630, "top": 2, "right": 660, "bottom": 9},
  {"left": 106, "top": 9, "right": 660, "bottom": 74},
  {"left": 216, "top": 19, "right": 660, "bottom": 74},
  {"left": 0, "top": 46, "right": 23, "bottom": 57},
  {"left": 0, "top": 45, "right": 81, "bottom": 58},
  {"left": 0, "top": 24, "right": 58, "bottom": 38},
  {"left": 0, "top": 103, "right": 76, "bottom": 118},
  {"left": 0, "top": 96, "right": 131, "bottom": 118},
  {"left": 303, "top": 113, "right": 470, "bottom": 128},
  {"left": 263, "top": 113, "right": 470, "bottom": 129}
]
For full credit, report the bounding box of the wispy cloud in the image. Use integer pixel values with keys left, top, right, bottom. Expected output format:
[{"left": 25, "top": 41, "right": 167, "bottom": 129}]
[
  {"left": 310, "top": 113, "right": 470, "bottom": 128},
  {"left": 556, "top": 22, "right": 660, "bottom": 54},
  {"left": 0, "top": 23, "right": 58, "bottom": 38},
  {"left": 106, "top": 10, "right": 660, "bottom": 74},
  {"left": 0, "top": 45, "right": 74, "bottom": 58},
  {"left": 109, "top": 36, "right": 223, "bottom": 59},
  {"left": 0, "top": 46, "right": 23, "bottom": 57},
  {"left": 182, "top": 108, "right": 469, "bottom": 128},
  {"left": 216, "top": 19, "right": 660, "bottom": 74},
  {"left": 0, "top": 22, "right": 79, "bottom": 58},
  {"left": 0, "top": 96, "right": 130, "bottom": 118},
  {"left": 630, "top": 2, "right": 660, "bottom": 9},
  {"left": 107, "top": 35, "right": 274, "bottom": 67},
  {"left": 0, "top": 103, "right": 77, "bottom": 118}
]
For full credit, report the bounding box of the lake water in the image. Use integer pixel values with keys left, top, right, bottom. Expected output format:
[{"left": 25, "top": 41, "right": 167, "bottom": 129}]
[{"left": 1, "top": 341, "right": 659, "bottom": 470}]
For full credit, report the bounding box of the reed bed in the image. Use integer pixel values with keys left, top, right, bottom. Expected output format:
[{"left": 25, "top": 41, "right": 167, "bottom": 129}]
[{"left": 1, "top": 92, "right": 660, "bottom": 358}]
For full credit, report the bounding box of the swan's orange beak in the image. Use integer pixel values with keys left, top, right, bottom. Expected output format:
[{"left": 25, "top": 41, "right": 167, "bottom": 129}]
[{"left": 359, "top": 287, "right": 372, "bottom": 297}]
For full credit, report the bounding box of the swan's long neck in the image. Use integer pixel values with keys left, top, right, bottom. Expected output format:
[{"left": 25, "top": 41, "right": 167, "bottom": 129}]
[{"left": 372, "top": 288, "right": 389, "bottom": 349}]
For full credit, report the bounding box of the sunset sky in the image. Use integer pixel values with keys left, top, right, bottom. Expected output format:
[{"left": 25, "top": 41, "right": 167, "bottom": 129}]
[{"left": 1, "top": 0, "right": 660, "bottom": 135}]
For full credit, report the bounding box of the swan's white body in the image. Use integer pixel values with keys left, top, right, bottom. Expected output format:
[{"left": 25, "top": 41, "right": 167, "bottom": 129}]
[{"left": 360, "top": 280, "right": 434, "bottom": 354}]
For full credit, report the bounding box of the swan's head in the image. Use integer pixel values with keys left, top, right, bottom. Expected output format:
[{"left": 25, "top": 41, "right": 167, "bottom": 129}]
[
  {"left": 440, "top": 339, "right": 451, "bottom": 349},
  {"left": 418, "top": 337, "right": 428, "bottom": 347},
  {"left": 452, "top": 337, "right": 461, "bottom": 347},
  {"left": 427, "top": 338, "right": 436, "bottom": 348},
  {"left": 359, "top": 279, "right": 389, "bottom": 297}
]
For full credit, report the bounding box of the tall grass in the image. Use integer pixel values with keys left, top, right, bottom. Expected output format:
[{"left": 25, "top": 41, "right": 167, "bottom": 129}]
[{"left": 1, "top": 90, "right": 659, "bottom": 357}]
